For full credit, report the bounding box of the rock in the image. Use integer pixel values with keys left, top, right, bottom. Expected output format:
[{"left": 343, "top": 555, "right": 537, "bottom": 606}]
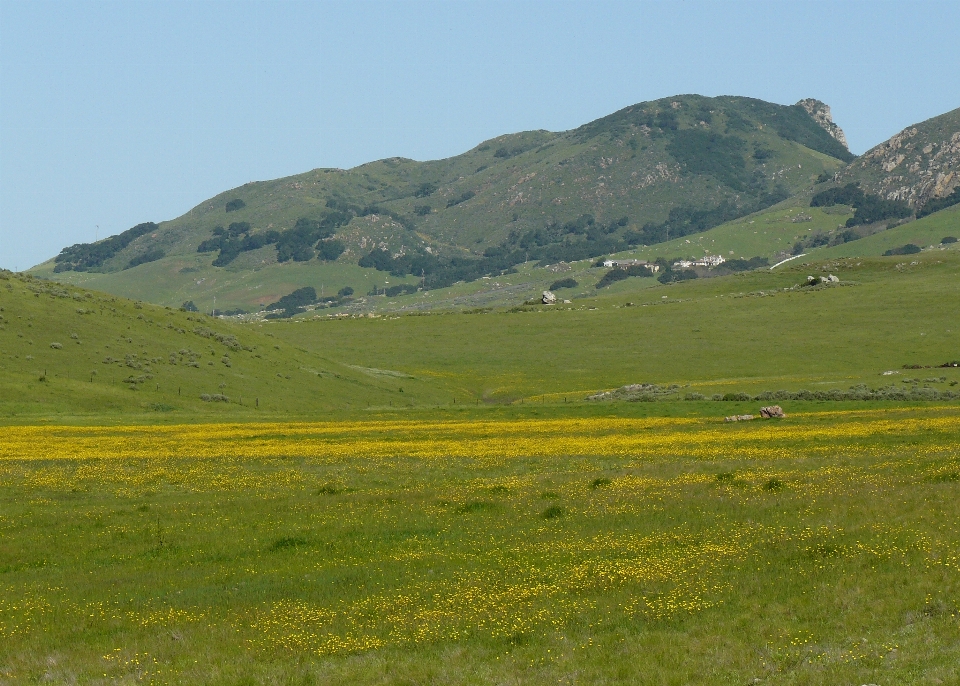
[
  {"left": 796, "top": 99, "right": 849, "bottom": 149},
  {"left": 724, "top": 414, "right": 755, "bottom": 422},
  {"left": 806, "top": 275, "right": 816, "bottom": 284},
  {"left": 819, "top": 276, "right": 829, "bottom": 284},
  {"left": 828, "top": 274, "right": 840, "bottom": 282},
  {"left": 760, "top": 405, "right": 785, "bottom": 418},
  {"left": 542, "top": 291, "right": 556, "bottom": 305}
]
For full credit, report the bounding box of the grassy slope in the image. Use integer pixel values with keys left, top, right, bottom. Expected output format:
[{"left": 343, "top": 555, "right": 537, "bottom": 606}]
[
  {"left": 0, "top": 272, "right": 447, "bottom": 421},
  {"left": 818, "top": 203, "right": 960, "bottom": 258},
  {"left": 271, "top": 251, "right": 960, "bottom": 400},
  {"left": 31, "top": 95, "right": 849, "bottom": 312},
  {"left": 7, "top": 249, "right": 960, "bottom": 420}
]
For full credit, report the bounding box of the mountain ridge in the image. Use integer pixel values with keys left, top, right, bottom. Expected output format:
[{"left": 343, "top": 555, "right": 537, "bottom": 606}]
[{"left": 30, "top": 95, "right": 956, "bottom": 315}]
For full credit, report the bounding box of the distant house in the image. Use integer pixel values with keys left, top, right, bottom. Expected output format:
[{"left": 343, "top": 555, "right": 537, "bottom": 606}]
[
  {"left": 602, "top": 259, "right": 659, "bottom": 272},
  {"left": 673, "top": 255, "right": 725, "bottom": 268}
]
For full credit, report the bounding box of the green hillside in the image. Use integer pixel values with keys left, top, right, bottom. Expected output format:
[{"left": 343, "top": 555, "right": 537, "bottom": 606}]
[
  {"left": 7, "top": 247, "right": 960, "bottom": 419},
  {"left": 818, "top": 203, "right": 960, "bottom": 258},
  {"left": 31, "top": 95, "right": 853, "bottom": 313},
  {"left": 0, "top": 271, "right": 448, "bottom": 420}
]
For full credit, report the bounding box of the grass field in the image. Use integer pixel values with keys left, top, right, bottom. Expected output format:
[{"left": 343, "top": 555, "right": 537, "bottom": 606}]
[{"left": 2, "top": 405, "right": 959, "bottom": 683}]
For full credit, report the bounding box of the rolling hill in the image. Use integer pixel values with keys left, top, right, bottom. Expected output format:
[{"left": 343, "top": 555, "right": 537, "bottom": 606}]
[
  {"left": 30, "top": 95, "right": 855, "bottom": 313},
  {"left": 7, "top": 243, "right": 960, "bottom": 420}
]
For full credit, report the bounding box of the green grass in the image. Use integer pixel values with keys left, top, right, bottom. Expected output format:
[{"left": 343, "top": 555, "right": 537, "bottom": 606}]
[
  {"left": 269, "top": 252, "right": 960, "bottom": 402},
  {"left": 6, "top": 249, "right": 960, "bottom": 420},
  {"left": 2, "top": 406, "right": 959, "bottom": 683},
  {"left": 0, "top": 271, "right": 448, "bottom": 421},
  {"left": 818, "top": 203, "right": 960, "bottom": 258}
]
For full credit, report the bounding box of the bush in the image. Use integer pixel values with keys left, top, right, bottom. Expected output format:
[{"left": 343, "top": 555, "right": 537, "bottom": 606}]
[
  {"left": 549, "top": 277, "right": 578, "bottom": 290},
  {"left": 181, "top": 301, "right": 199, "bottom": 312},
  {"left": 883, "top": 244, "right": 922, "bottom": 256},
  {"left": 596, "top": 264, "right": 655, "bottom": 288},
  {"left": 127, "top": 248, "right": 165, "bottom": 269},
  {"left": 316, "top": 239, "right": 345, "bottom": 262},
  {"left": 337, "top": 286, "right": 354, "bottom": 298},
  {"left": 54, "top": 222, "right": 158, "bottom": 272},
  {"left": 942, "top": 236, "right": 958, "bottom": 244},
  {"left": 811, "top": 182, "right": 913, "bottom": 226},
  {"left": 917, "top": 186, "right": 960, "bottom": 219},
  {"left": 265, "top": 286, "right": 317, "bottom": 317},
  {"left": 590, "top": 477, "right": 611, "bottom": 489},
  {"left": 225, "top": 198, "right": 246, "bottom": 212},
  {"left": 414, "top": 182, "right": 437, "bottom": 198},
  {"left": 542, "top": 505, "right": 565, "bottom": 519},
  {"left": 446, "top": 190, "right": 475, "bottom": 208},
  {"left": 414, "top": 205, "right": 432, "bottom": 216},
  {"left": 200, "top": 393, "right": 229, "bottom": 402},
  {"left": 666, "top": 130, "right": 749, "bottom": 190}
]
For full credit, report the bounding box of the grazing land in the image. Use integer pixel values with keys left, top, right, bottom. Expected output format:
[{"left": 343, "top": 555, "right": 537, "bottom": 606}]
[
  {"left": 3, "top": 203, "right": 959, "bottom": 682},
  {"left": 2, "top": 407, "right": 959, "bottom": 684}
]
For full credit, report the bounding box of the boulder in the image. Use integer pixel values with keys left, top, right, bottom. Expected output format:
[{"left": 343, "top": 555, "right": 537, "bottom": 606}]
[
  {"left": 828, "top": 274, "right": 840, "bottom": 283},
  {"left": 724, "top": 414, "right": 755, "bottom": 422},
  {"left": 760, "top": 405, "right": 785, "bottom": 418},
  {"left": 542, "top": 291, "right": 556, "bottom": 304}
]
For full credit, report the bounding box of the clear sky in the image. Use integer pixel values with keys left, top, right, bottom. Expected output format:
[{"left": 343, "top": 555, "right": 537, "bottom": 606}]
[{"left": 1, "top": 0, "right": 958, "bottom": 271}]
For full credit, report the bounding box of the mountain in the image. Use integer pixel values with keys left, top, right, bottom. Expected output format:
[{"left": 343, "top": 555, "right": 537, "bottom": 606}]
[
  {"left": 31, "top": 95, "right": 854, "bottom": 313},
  {"left": 835, "top": 107, "right": 960, "bottom": 209}
]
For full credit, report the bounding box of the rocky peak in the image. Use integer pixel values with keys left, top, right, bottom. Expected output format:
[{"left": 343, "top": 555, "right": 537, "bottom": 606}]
[
  {"left": 836, "top": 108, "right": 960, "bottom": 209},
  {"left": 797, "top": 98, "right": 849, "bottom": 150}
]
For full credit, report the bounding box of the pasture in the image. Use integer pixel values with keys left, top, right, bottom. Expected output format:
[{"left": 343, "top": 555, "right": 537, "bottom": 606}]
[{"left": 2, "top": 405, "right": 959, "bottom": 684}]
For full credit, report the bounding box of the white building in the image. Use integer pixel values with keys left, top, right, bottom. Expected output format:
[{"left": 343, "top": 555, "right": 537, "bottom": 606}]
[{"left": 601, "top": 259, "right": 659, "bottom": 272}]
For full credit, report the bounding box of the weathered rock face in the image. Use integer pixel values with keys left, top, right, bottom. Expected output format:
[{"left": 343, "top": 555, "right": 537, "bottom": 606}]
[
  {"left": 836, "top": 107, "right": 960, "bottom": 209},
  {"left": 797, "top": 99, "right": 849, "bottom": 150},
  {"left": 542, "top": 291, "right": 556, "bottom": 304}
]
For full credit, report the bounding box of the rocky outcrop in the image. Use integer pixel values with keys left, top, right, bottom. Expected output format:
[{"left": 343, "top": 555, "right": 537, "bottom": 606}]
[
  {"left": 836, "top": 108, "right": 960, "bottom": 210},
  {"left": 797, "top": 99, "right": 849, "bottom": 150}
]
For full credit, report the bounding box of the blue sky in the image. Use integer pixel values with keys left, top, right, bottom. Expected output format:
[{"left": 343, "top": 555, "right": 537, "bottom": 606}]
[{"left": 1, "top": 0, "right": 958, "bottom": 271}]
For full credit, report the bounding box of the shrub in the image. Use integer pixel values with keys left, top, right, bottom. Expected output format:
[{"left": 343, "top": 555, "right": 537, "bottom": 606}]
[
  {"left": 414, "top": 205, "right": 432, "bottom": 216},
  {"left": 883, "top": 244, "right": 922, "bottom": 256},
  {"left": 181, "top": 301, "right": 199, "bottom": 312},
  {"left": 337, "top": 286, "right": 354, "bottom": 298},
  {"left": 549, "top": 277, "right": 578, "bottom": 290},
  {"left": 270, "top": 536, "right": 308, "bottom": 550},
  {"left": 225, "top": 198, "right": 246, "bottom": 212},
  {"left": 127, "top": 248, "right": 165, "bottom": 269},
  {"left": 414, "top": 182, "right": 437, "bottom": 198},
  {"left": 722, "top": 392, "right": 751, "bottom": 401},
  {"left": 54, "top": 222, "right": 158, "bottom": 272},
  {"left": 316, "top": 239, "right": 345, "bottom": 262},
  {"left": 542, "top": 505, "right": 565, "bottom": 519},
  {"left": 50, "top": 342, "right": 62, "bottom": 349},
  {"left": 265, "top": 286, "right": 317, "bottom": 317},
  {"left": 763, "top": 479, "right": 784, "bottom": 492},
  {"left": 917, "top": 187, "right": 960, "bottom": 219},
  {"left": 446, "top": 190, "right": 476, "bottom": 208},
  {"left": 942, "top": 236, "right": 958, "bottom": 244},
  {"left": 590, "top": 477, "right": 611, "bottom": 489}
]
